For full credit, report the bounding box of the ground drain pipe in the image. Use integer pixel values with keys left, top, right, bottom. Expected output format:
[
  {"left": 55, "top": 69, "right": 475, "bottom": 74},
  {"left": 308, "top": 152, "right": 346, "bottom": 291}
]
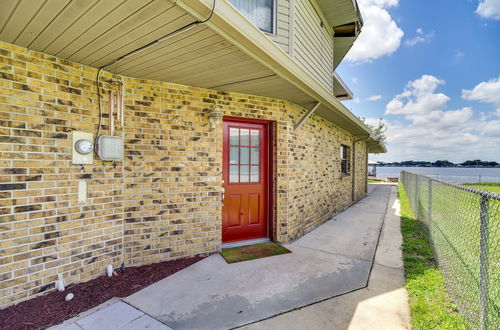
[{"left": 352, "top": 135, "right": 370, "bottom": 201}]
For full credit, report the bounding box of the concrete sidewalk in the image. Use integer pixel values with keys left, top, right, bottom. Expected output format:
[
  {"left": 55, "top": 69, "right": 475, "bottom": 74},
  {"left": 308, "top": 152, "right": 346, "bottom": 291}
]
[
  {"left": 241, "top": 184, "right": 410, "bottom": 330},
  {"left": 52, "top": 184, "right": 409, "bottom": 330}
]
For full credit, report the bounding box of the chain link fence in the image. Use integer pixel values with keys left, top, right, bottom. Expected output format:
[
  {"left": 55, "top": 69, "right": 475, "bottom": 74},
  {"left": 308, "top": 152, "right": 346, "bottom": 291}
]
[{"left": 400, "top": 171, "right": 499, "bottom": 329}]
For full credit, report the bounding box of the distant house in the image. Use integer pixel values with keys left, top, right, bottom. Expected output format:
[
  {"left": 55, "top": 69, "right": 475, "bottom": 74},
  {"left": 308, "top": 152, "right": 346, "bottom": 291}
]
[{"left": 0, "top": 0, "right": 385, "bottom": 307}]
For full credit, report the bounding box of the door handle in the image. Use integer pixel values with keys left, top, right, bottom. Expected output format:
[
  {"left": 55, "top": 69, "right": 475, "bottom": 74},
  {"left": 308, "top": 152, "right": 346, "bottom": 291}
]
[{"left": 221, "top": 187, "right": 225, "bottom": 204}]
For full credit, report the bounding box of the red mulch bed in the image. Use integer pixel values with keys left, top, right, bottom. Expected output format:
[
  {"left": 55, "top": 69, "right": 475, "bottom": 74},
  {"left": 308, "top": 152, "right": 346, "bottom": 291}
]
[{"left": 0, "top": 256, "right": 204, "bottom": 330}]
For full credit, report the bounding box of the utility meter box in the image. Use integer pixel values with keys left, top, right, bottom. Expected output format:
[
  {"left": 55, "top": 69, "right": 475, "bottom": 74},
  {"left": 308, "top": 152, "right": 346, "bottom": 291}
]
[
  {"left": 72, "top": 131, "right": 94, "bottom": 165},
  {"left": 97, "top": 135, "right": 124, "bottom": 161}
]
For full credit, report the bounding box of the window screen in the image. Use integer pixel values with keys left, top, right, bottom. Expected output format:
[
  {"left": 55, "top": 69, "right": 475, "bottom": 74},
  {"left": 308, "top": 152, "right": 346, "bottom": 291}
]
[{"left": 229, "top": 0, "right": 275, "bottom": 33}]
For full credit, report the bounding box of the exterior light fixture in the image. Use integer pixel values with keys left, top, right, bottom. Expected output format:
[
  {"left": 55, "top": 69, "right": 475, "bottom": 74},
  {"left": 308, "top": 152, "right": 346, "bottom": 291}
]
[{"left": 208, "top": 106, "right": 224, "bottom": 129}]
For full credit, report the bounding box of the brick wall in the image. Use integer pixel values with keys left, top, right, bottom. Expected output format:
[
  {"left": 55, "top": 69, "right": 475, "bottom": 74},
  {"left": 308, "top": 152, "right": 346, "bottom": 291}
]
[
  {"left": 0, "top": 41, "right": 368, "bottom": 307},
  {"left": 286, "top": 104, "right": 366, "bottom": 240},
  {"left": 0, "top": 42, "right": 124, "bottom": 307},
  {"left": 354, "top": 140, "right": 369, "bottom": 200}
]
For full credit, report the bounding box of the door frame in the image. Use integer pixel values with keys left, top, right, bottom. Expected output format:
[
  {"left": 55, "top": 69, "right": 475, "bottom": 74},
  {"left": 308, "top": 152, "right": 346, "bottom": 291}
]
[{"left": 222, "top": 116, "right": 275, "bottom": 242}]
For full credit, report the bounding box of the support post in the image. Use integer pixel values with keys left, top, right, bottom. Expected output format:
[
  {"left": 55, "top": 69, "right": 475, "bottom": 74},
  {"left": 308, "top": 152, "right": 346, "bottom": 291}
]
[
  {"left": 479, "top": 194, "right": 490, "bottom": 330},
  {"left": 294, "top": 102, "right": 321, "bottom": 130}
]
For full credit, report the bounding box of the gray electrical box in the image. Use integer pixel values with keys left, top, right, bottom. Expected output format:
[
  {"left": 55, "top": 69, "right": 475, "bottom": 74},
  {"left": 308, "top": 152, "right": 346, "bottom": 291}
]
[{"left": 97, "top": 135, "right": 124, "bottom": 161}]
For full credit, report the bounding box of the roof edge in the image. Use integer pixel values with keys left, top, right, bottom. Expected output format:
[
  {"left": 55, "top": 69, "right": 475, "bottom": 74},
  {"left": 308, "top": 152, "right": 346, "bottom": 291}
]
[{"left": 367, "top": 136, "right": 387, "bottom": 153}]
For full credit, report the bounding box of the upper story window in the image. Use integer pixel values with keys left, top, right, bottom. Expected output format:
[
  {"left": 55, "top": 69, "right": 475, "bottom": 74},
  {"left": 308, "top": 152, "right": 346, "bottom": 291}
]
[
  {"left": 229, "top": 0, "right": 276, "bottom": 34},
  {"left": 341, "top": 145, "right": 350, "bottom": 176}
]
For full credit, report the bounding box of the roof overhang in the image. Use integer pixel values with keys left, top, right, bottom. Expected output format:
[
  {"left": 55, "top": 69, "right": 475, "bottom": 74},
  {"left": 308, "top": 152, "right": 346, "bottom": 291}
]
[
  {"left": 0, "top": 0, "right": 372, "bottom": 137},
  {"left": 316, "top": 0, "right": 363, "bottom": 27},
  {"left": 176, "top": 0, "right": 371, "bottom": 136},
  {"left": 314, "top": 0, "right": 363, "bottom": 69},
  {"left": 333, "top": 72, "right": 353, "bottom": 100},
  {"left": 367, "top": 137, "right": 387, "bottom": 154}
]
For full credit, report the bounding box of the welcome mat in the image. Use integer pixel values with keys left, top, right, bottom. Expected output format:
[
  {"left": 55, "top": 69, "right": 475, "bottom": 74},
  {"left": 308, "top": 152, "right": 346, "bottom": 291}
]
[{"left": 220, "top": 242, "right": 291, "bottom": 264}]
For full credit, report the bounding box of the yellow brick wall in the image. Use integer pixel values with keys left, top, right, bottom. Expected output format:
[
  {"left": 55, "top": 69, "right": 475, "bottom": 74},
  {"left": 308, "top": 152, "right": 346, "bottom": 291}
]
[
  {"left": 354, "top": 140, "right": 369, "bottom": 200},
  {"left": 0, "top": 42, "right": 124, "bottom": 307},
  {"left": 0, "top": 41, "right": 368, "bottom": 307},
  {"left": 285, "top": 104, "right": 368, "bottom": 240}
]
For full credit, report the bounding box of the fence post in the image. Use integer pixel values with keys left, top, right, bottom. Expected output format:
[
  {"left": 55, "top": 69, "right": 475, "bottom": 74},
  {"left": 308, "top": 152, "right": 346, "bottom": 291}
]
[
  {"left": 428, "top": 177, "right": 432, "bottom": 226},
  {"left": 414, "top": 175, "right": 420, "bottom": 220},
  {"left": 479, "top": 194, "right": 490, "bottom": 330}
]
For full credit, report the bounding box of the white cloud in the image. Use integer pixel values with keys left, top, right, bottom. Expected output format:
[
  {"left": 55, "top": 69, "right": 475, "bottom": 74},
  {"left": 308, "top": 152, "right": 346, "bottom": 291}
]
[
  {"left": 345, "top": 0, "right": 404, "bottom": 63},
  {"left": 359, "top": 0, "right": 399, "bottom": 7},
  {"left": 353, "top": 97, "right": 361, "bottom": 104},
  {"left": 370, "top": 75, "right": 500, "bottom": 162},
  {"left": 404, "top": 28, "right": 434, "bottom": 46},
  {"left": 462, "top": 77, "right": 500, "bottom": 117},
  {"left": 476, "top": 0, "right": 500, "bottom": 19},
  {"left": 367, "top": 94, "right": 383, "bottom": 101},
  {"left": 385, "top": 75, "right": 449, "bottom": 115},
  {"left": 462, "top": 77, "right": 500, "bottom": 104}
]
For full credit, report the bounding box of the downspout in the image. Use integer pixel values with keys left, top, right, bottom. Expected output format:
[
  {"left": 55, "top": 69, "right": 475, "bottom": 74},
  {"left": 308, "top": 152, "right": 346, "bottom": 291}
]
[{"left": 352, "top": 135, "right": 370, "bottom": 201}]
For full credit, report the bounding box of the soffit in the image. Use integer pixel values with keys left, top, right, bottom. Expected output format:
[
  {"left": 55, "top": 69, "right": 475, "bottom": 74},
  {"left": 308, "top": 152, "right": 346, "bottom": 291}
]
[
  {"left": 333, "top": 72, "right": 352, "bottom": 100},
  {"left": 0, "top": 0, "right": 372, "bottom": 137},
  {"left": 315, "top": 0, "right": 361, "bottom": 28}
]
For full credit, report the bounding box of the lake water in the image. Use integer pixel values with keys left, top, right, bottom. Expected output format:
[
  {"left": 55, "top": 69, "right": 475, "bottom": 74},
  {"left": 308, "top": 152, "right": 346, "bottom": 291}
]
[{"left": 375, "top": 166, "right": 500, "bottom": 183}]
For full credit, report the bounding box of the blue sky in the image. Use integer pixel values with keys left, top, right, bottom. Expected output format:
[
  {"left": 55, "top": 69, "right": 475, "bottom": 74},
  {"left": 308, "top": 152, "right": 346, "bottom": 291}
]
[{"left": 337, "top": 0, "right": 500, "bottom": 163}]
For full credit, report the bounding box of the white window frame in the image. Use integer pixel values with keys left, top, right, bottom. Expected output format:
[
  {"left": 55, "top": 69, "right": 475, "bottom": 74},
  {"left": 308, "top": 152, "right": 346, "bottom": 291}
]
[
  {"left": 267, "top": 0, "right": 278, "bottom": 35},
  {"left": 341, "top": 144, "right": 350, "bottom": 176}
]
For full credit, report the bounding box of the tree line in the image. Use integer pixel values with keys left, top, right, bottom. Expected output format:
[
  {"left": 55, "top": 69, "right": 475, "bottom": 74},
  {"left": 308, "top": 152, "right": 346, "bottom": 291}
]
[{"left": 377, "top": 160, "right": 499, "bottom": 167}]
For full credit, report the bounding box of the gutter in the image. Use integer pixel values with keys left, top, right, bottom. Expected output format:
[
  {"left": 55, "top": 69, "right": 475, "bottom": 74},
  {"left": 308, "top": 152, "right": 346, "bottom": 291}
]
[{"left": 352, "top": 134, "right": 370, "bottom": 201}]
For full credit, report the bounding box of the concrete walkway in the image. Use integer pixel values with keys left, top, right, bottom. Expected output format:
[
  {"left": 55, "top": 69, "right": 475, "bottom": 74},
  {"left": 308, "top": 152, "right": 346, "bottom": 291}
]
[
  {"left": 241, "top": 184, "right": 410, "bottom": 330},
  {"left": 52, "top": 184, "right": 410, "bottom": 330}
]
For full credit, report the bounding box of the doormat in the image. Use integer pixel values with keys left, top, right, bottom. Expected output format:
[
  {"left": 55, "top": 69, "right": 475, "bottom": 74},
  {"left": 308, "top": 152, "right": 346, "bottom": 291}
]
[{"left": 220, "top": 242, "right": 291, "bottom": 264}]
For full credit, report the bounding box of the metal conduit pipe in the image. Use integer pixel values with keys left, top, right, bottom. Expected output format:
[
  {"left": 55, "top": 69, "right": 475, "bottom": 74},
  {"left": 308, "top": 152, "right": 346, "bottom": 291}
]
[{"left": 352, "top": 134, "right": 370, "bottom": 201}]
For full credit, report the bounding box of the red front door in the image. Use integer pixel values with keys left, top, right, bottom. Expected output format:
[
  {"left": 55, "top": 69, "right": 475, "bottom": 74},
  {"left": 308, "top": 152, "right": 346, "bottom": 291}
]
[{"left": 222, "top": 120, "right": 269, "bottom": 243}]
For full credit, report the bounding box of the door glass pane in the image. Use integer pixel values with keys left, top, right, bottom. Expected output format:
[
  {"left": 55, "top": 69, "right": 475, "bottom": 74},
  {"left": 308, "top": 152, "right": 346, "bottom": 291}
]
[
  {"left": 250, "top": 166, "right": 259, "bottom": 182},
  {"left": 230, "top": 147, "right": 239, "bottom": 164},
  {"left": 251, "top": 130, "right": 259, "bottom": 146},
  {"left": 240, "top": 165, "right": 249, "bottom": 183},
  {"left": 230, "top": 128, "right": 239, "bottom": 146},
  {"left": 251, "top": 147, "right": 259, "bottom": 164},
  {"left": 230, "top": 165, "right": 239, "bottom": 183},
  {"left": 240, "top": 147, "right": 249, "bottom": 164},
  {"left": 240, "top": 129, "right": 250, "bottom": 146}
]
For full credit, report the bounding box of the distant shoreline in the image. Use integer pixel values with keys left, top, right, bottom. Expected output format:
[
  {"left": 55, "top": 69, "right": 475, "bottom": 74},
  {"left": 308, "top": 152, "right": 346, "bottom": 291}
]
[
  {"left": 374, "top": 166, "right": 500, "bottom": 183},
  {"left": 377, "top": 165, "right": 500, "bottom": 168}
]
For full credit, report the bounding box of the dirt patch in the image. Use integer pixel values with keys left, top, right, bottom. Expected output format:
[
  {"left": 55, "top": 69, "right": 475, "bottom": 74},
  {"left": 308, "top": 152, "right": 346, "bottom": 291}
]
[
  {"left": 0, "top": 256, "right": 204, "bottom": 330},
  {"left": 220, "top": 242, "right": 291, "bottom": 263}
]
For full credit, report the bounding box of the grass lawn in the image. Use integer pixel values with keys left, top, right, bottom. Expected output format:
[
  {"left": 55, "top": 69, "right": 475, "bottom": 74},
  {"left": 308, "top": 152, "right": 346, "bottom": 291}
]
[
  {"left": 463, "top": 182, "right": 500, "bottom": 195},
  {"left": 398, "top": 183, "right": 467, "bottom": 329}
]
